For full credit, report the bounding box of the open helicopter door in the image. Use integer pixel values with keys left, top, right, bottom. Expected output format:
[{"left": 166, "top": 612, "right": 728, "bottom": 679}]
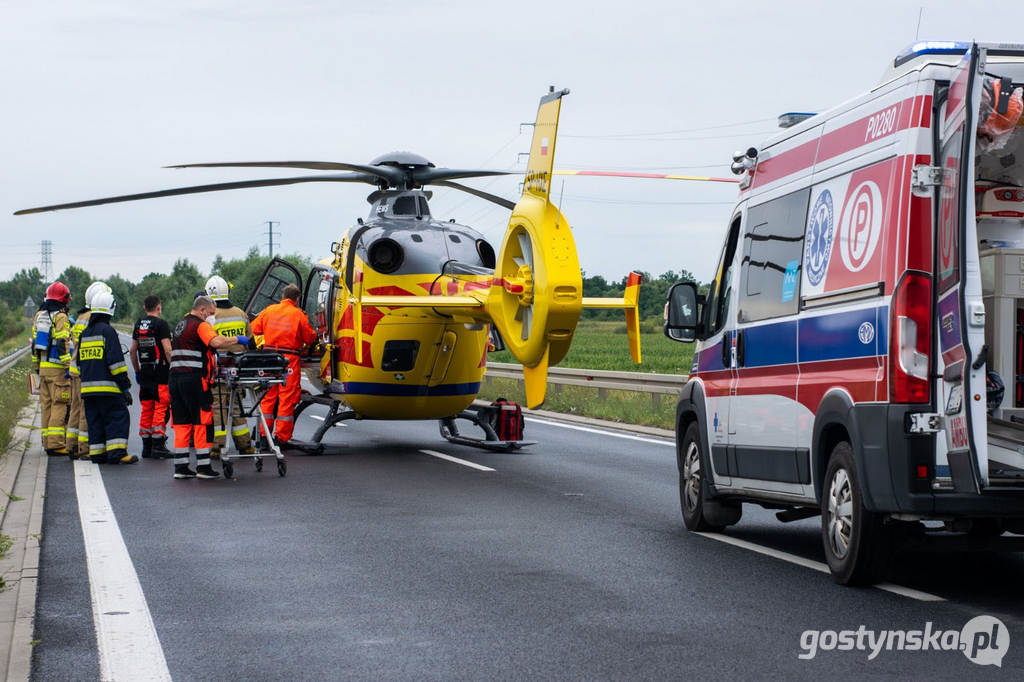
[
  {"left": 935, "top": 43, "right": 990, "bottom": 492},
  {"left": 301, "top": 265, "right": 339, "bottom": 391},
  {"left": 244, "top": 257, "right": 303, "bottom": 319}
]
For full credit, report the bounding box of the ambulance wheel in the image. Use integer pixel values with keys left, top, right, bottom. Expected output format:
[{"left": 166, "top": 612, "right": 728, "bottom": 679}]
[
  {"left": 222, "top": 462, "right": 234, "bottom": 479},
  {"left": 277, "top": 461, "right": 287, "bottom": 477},
  {"left": 254, "top": 457, "right": 263, "bottom": 472},
  {"left": 820, "top": 442, "right": 892, "bottom": 585},
  {"left": 679, "top": 422, "right": 741, "bottom": 532}
]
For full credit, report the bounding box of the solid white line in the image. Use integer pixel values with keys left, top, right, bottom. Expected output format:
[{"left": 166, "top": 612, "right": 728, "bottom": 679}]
[
  {"left": 419, "top": 449, "right": 496, "bottom": 472},
  {"left": 523, "top": 416, "right": 675, "bottom": 447},
  {"left": 693, "top": 531, "right": 946, "bottom": 602},
  {"left": 74, "top": 461, "right": 172, "bottom": 681},
  {"left": 308, "top": 414, "right": 345, "bottom": 426}
]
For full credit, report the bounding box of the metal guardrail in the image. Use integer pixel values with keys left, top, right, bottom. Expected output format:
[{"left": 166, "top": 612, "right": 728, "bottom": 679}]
[
  {"left": 485, "top": 362, "right": 687, "bottom": 397},
  {"left": 0, "top": 346, "right": 31, "bottom": 376}
]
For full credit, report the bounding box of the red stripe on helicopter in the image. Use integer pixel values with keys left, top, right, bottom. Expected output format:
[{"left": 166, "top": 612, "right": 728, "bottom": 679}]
[{"left": 337, "top": 337, "right": 373, "bottom": 368}]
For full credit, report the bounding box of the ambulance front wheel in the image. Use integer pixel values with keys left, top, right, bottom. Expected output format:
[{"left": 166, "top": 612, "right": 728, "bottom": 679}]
[
  {"left": 679, "top": 422, "right": 741, "bottom": 532},
  {"left": 820, "top": 442, "right": 893, "bottom": 585}
]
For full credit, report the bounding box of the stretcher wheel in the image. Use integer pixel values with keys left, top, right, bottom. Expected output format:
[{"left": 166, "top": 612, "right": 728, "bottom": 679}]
[
  {"left": 277, "top": 461, "right": 287, "bottom": 477},
  {"left": 254, "top": 457, "right": 263, "bottom": 472},
  {"left": 223, "top": 462, "right": 234, "bottom": 479}
]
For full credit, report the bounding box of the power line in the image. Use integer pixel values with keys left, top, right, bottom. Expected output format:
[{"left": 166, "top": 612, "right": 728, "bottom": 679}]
[
  {"left": 40, "top": 240, "right": 53, "bottom": 281},
  {"left": 265, "top": 221, "right": 281, "bottom": 258}
]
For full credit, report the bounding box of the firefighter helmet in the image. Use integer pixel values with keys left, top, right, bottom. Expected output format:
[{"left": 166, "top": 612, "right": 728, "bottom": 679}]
[
  {"left": 205, "top": 275, "right": 230, "bottom": 301},
  {"left": 84, "top": 281, "right": 112, "bottom": 308},
  {"left": 45, "top": 281, "right": 71, "bottom": 305},
  {"left": 90, "top": 290, "right": 116, "bottom": 316}
]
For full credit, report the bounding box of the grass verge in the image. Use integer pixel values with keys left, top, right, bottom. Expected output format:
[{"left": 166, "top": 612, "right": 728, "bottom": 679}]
[
  {"left": 478, "top": 376, "right": 676, "bottom": 430},
  {"left": 0, "top": 356, "right": 33, "bottom": 454},
  {"left": 0, "top": 321, "right": 31, "bottom": 356}
]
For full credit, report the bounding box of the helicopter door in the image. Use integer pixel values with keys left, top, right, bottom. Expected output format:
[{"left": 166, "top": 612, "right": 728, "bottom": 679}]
[
  {"left": 244, "top": 257, "right": 302, "bottom": 319},
  {"left": 302, "top": 266, "right": 339, "bottom": 388}
]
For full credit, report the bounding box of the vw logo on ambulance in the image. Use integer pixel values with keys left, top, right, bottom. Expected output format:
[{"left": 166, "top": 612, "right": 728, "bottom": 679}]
[{"left": 805, "top": 189, "right": 835, "bottom": 286}]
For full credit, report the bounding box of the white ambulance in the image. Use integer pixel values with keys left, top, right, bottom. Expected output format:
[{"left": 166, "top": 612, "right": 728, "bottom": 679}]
[{"left": 665, "top": 42, "right": 1024, "bottom": 584}]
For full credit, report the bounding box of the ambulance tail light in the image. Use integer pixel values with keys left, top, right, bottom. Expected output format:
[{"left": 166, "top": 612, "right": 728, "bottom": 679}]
[{"left": 889, "top": 271, "right": 932, "bottom": 404}]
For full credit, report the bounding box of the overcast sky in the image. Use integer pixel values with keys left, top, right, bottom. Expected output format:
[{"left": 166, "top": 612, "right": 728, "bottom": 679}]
[{"left": 4, "top": 0, "right": 1024, "bottom": 286}]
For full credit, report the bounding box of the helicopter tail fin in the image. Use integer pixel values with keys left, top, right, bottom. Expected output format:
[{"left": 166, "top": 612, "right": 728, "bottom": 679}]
[
  {"left": 581, "top": 272, "right": 643, "bottom": 364},
  {"left": 487, "top": 87, "right": 582, "bottom": 409}
]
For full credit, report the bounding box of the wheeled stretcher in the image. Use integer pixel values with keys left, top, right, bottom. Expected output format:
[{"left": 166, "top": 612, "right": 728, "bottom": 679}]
[{"left": 216, "top": 350, "right": 291, "bottom": 478}]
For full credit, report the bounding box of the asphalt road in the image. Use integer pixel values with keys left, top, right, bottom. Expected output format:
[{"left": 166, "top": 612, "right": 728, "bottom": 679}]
[{"left": 29, "top": 343, "right": 1024, "bottom": 680}]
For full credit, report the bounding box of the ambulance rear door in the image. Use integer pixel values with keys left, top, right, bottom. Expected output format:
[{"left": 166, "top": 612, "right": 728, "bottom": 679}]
[{"left": 935, "top": 43, "right": 989, "bottom": 491}]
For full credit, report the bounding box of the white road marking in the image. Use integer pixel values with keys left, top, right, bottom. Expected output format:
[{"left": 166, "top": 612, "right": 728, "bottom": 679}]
[
  {"left": 74, "top": 461, "right": 172, "bottom": 681},
  {"left": 308, "top": 414, "right": 345, "bottom": 426},
  {"left": 419, "top": 449, "right": 495, "bottom": 472},
  {"left": 524, "top": 416, "right": 675, "bottom": 447},
  {"left": 693, "top": 531, "right": 945, "bottom": 602}
]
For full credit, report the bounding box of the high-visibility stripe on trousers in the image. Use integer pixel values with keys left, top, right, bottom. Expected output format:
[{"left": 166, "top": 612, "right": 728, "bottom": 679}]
[
  {"left": 258, "top": 354, "right": 302, "bottom": 442},
  {"left": 39, "top": 368, "right": 71, "bottom": 451},
  {"left": 139, "top": 381, "right": 170, "bottom": 439},
  {"left": 84, "top": 395, "right": 130, "bottom": 464},
  {"left": 66, "top": 374, "right": 86, "bottom": 456},
  {"left": 211, "top": 382, "right": 251, "bottom": 451}
]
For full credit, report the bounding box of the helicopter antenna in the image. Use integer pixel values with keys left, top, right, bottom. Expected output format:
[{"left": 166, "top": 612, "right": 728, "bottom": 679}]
[{"left": 556, "top": 179, "right": 566, "bottom": 228}]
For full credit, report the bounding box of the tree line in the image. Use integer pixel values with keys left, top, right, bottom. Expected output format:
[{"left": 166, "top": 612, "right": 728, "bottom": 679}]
[{"left": 0, "top": 248, "right": 314, "bottom": 330}]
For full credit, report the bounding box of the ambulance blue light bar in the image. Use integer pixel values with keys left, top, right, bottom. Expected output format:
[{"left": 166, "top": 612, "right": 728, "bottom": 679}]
[
  {"left": 778, "top": 112, "right": 817, "bottom": 128},
  {"left": 893, "top": 41, "right": 971, "bottom": 68}
]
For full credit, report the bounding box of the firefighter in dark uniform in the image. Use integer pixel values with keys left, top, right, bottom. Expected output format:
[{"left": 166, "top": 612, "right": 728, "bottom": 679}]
[
  {"left": 169, "top": 295, "right": 247, "bottom": 479},
  {"left": 78, "top": 291, "right": 139, "bottom": 464},
  {"left": 130, "top": 295, "right": 173, "bottom": 458},
  {"left": 68, "top": 281, "right": 112, "bottom": 460}
]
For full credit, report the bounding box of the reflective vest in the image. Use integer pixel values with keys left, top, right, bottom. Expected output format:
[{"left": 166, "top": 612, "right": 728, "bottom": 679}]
[
  {"left": 212, "top": 304, "right": 250, "bottom": 353},
  {"left": 171, "top": 314, "right": 214, "bottom": 378},
  {"left": 79, "top": 319, "right": 130, "bottom": 396},
  {"left": 69, "top": 310, "right": 91, "bottom": 377},
  {"left": 32, "top": 308, "right": 71, "bottom": 370}
]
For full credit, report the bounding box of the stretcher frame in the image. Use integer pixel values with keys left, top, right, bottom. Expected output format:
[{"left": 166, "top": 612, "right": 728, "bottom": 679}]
[{"left": 219, "top": 373, "right": 288, "bottom": 478}]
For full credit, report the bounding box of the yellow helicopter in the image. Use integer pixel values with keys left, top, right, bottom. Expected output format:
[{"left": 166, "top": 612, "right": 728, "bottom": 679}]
[{"left": 17, "top": 88, "right": 645, "bottom": 451}]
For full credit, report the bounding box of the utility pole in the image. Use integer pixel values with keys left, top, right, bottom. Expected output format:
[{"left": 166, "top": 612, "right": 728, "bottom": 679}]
[
  {"left": 265, "top": 221, "right": 280, "bottom": 258},
  {"left": 40, "top": 240, "right": 53, "bottom": 282}
]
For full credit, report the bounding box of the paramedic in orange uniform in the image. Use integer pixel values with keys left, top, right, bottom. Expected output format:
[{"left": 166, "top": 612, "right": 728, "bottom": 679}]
[{"left": 250, "top": 284, "right": 316, "bottom": 446}]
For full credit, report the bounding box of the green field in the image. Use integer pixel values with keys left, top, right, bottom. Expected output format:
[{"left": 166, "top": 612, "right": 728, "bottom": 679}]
[{"left": 488, "top": 319, "right": 694, "bottom": 374}]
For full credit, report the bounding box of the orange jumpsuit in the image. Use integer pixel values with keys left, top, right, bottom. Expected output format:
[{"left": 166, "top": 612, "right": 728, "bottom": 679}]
[{"left": 251, "top": 298, "right": 316, "bottom": 443}]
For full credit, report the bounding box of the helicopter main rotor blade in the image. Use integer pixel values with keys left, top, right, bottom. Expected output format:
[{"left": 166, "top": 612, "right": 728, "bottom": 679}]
[
  {"left": 14, "top": 172, "right": 374, "bottom": 215},
  {"left": 552, "top": 169, "right": 739, "bottom": 183},
  {"left": 414, "top": 168, "right": 518, "bottom": 184},
  {"left": 432, "top": 180, "right": 515, "bottom": 210},
  {"left": 166, "top": 160, "right": 404, "bottom": 185}
]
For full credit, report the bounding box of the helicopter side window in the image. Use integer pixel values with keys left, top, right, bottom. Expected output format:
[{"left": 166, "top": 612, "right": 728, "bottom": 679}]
[
  {"left": 418, "top": 197, "right": 430, "bottom": 216},
  {"left": 393, "top": 196, "right": 418, "bottom": 216}
]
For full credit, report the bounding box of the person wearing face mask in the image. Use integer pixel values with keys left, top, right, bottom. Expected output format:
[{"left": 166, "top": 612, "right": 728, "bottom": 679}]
[
  {"left": 203, "top": 275, "right": 254, "bottom": 458},
  {"left": 169, "top": 295, "right": 248, "bottom": 480}
]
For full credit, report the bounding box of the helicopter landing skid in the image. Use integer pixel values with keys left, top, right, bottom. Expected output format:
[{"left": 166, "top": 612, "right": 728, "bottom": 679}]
[
  {"left": 285, "top": 399, "right": 358, "bottom": 455},
  {"left": 439, "top": 410, "right": 536, "bottom": 452}
]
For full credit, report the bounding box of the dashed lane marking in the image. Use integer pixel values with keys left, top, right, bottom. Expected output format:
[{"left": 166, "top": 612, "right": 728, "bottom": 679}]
[
  {"left": 419, "top": 449, "right": 496, "bottom": 472},
  {"left": 694, "top": 531, "right": 945, "bottom": 602},
  {"left": 74, "top": 460, "right": 172, "bottom": 681},
  {"left": 524, "top": 416, "right": 674, "bottom": 447}
]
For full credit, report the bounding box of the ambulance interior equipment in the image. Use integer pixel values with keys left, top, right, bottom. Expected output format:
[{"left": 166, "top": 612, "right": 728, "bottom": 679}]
[{"left": 976, "top": 72, "right": 1024, "bottom": 478}]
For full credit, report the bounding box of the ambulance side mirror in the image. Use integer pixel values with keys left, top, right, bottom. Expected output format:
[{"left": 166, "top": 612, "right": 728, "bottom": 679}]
[{"left": 664, "top": 282, "right": 703, "bottom": 343}]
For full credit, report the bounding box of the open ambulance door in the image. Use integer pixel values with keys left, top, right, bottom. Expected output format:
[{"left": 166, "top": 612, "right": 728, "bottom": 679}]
[
  {"left": 935, "top": 43, "right": 990, "bottom": 492},
  {"left": 301, "top": 265, "right": 338, "bottom": 391}
]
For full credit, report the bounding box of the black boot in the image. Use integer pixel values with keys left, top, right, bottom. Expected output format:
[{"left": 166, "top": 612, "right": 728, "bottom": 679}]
[
  {"left": 141, "top": 437, "right": 153, "bottom": 459},
  {"left": 174, "top": 464, "right": 197, "bottom": 479},
  {"left": 150, "top": 437, "right": 173, "bottom": 459}
]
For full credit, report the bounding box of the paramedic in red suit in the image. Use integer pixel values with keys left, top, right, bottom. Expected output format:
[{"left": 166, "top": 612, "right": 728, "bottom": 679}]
[{"left": 250, "top": 284, "right": 316, "bottom": 446}]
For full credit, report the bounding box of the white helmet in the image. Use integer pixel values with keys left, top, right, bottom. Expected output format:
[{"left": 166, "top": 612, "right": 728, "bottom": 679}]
[
  {"left": 91, "top": 290, "right": 116, "bottom": 316},
  {"left": 205, "top": 275, "right": 230, "bottom": 301},
  {"left": 85, "top": 281, "right": 112, "bottom": 309}
]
